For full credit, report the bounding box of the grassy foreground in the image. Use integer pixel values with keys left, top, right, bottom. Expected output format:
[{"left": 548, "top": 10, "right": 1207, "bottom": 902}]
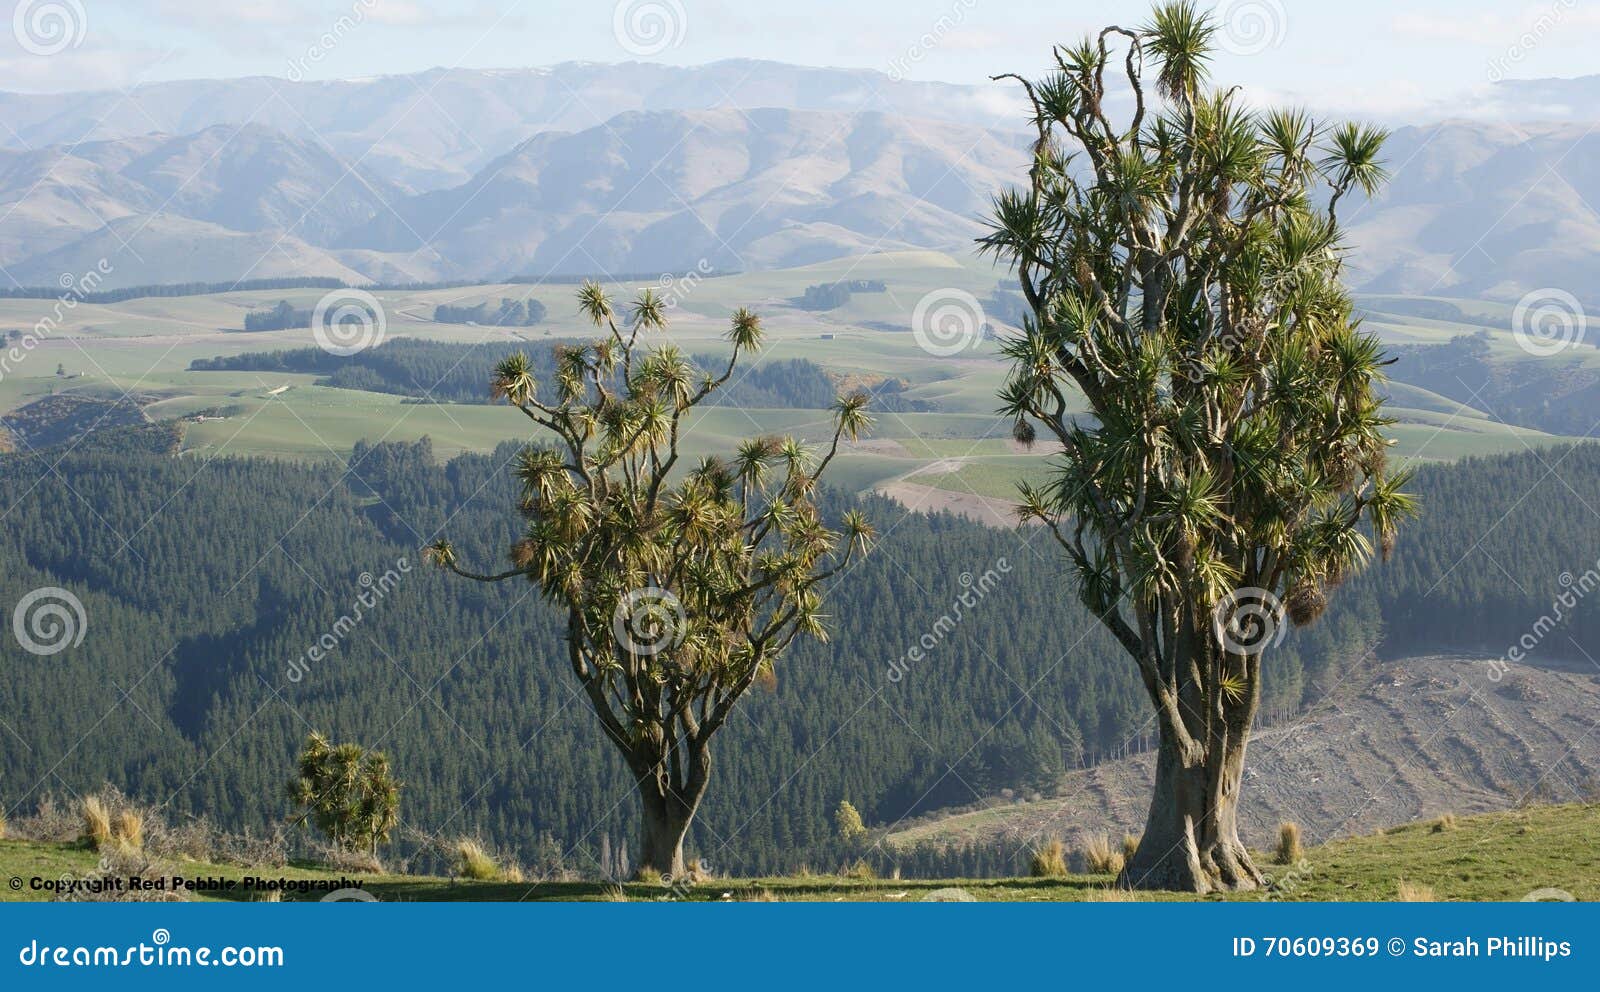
[{"left": 1, "top": 804, "right": 1593, "bottom": 903}]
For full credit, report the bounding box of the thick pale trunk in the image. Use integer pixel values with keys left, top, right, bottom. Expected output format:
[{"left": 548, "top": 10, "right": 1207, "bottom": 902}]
[
  {"left": 1120, "top": 724, "right": 1263, "bottom": 893},
  {"left": 637, "top": 790, "right": 693, "bottom": 879},
  {"left": 630, "top": 742, "right": 710, "bottom": 880}
]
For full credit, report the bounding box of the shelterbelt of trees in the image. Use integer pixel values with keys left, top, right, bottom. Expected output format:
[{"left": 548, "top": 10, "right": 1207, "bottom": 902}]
[
  {"left": 0, "top": 439, "right": 1593, "bottom": 875},
  {"left": 189, "top": 338, "right": 916, "bottom": 411}
]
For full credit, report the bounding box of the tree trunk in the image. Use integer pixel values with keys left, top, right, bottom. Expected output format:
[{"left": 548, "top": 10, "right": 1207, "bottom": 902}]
[
  {"left": 1119, "top": 722, "right": 1263, "bottom": 893},
  {"left": 636, "top": 790, "right": 693, "bottom": 879},
  {"left": 630, "top": 741, "right": 711, "bottom": 880}
]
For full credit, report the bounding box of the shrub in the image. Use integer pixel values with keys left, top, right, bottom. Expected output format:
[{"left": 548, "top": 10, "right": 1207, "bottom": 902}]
[
  {"left": 1030, "top": 837, "right": 1069, "bottom": 878},
  {"left": 1082, "top": 833, "right": 1125, "bottom": 875},
  {"left": 60, "top": 845, "right": 187, "bottom": 903},
  {"left": 113, "top": 810, "right": 144, "bottom": 850},
  {"left": 1430, "top": 813, "right": 1456, "bottom": 833},
  {"left": 212, "top": 826, "right": 287, "bottom": 868},
  {"left": 834, "top": 800, "right": 867, "bottom": 844},
  {"left": 312, "top": 842, "right": 384, "bottom": 875},
  {"left": 683, "top": 857, "right": 713, "bottom": 884},
  {"left": 450, "top": 835, "right": 524, "bottom": 884},
  {"left": 285, "top": 733, "right": 400, "bottom": 856},
  {"left": 0, "top": 805, "right": 7, "bottom": 839},
  {"left": 9, "top": 795, "right": 77, "bottom": 843},
  {"left": 1275, "top": 822, "right": 1303, "bottom": 865},
  {"left": 1396, "top": 880, "right": 1436, "bottom": 902},
  {"left": 634, "top": 867, "right": 664, "bottom": 885},
  {"left": 453, "top": 839, "right": 505, "bottom": 881},
  {"left": 1085, "top": 886, "right": 1144, "bottom": 902},
  {"left": 843, "top": 859, "right": 876, "bottom": 880},
  {"left": 1121, "top": 833, "right": 1141, "bottom": 861},
  {"left": 154, "top": 817, "right": 218, "bottom": 862},
  {"left": 81, "top": 796, "right": 112, "bottom": 850}
]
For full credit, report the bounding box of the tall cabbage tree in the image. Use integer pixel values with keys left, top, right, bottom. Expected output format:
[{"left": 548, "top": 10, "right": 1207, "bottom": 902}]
[
  {"left": 982, "top": 1, "right": 1416, "bottom": 891},
  {"left": 427, "top": 284, "right": 873, "bottom": 878}
]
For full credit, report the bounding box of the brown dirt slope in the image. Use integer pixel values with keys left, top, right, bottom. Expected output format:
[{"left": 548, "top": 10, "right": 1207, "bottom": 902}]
[{"left": 889, "top": 655, "right": 1600, "bottom": 853}]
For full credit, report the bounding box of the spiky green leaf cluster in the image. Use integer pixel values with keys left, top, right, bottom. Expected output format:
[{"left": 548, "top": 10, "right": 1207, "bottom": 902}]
[
  {"left": 434, "top": 284, "right": 875, "bottom": 756},
  {"left": 984, "top": 1, "right": 1416, "bottom": 744}
]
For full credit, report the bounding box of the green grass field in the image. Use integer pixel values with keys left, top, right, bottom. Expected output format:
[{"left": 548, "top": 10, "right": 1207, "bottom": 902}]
[
  {"left": 4, "top": 253, "right": 1594, "bottom": 514},
  {"left": 2, "top": 804, "right": 1592, "bottom": 902}
]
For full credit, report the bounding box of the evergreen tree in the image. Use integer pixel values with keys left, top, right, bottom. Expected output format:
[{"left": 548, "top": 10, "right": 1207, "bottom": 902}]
[
  {"left": 285, "top": 733, "right": 401, "bottom": 855},
  {"left": 426, "top": 283, "right": 875, "bottom": 876},
  {"left": 984, "top": 1, "right": 1416, "bottom": 890}
]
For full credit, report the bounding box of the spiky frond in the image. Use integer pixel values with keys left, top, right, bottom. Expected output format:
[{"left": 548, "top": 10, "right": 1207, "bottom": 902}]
[
  {"left": 1143, "top": 0, "right": 1214, "bottom": 101},
  {"left": 577, "top": 281, "right": 613, "bottom": 326},
  {"left": 629, "top": 289, "right": 668, "bottom": 332},
  {"left": 728, "top": 307, "right": 764, "bottom": 350},
  {"left": 832, "top": 391, "right": 873, "bottom": 442},
  {"left": 986, "top": 8, "right": 1415, "bottom": 733},
  {"left": 435, "top": 282, "right": 873, "bottom": 806},
  {"left": 1321, "top": 122, "right": 1390, "bottom": 197},
  {"left": 490, "top": 352, "right": 538, "bottom": 405}
]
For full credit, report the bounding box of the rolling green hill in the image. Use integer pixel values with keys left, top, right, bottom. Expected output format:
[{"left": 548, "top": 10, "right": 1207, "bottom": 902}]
[
  {"left": 3, "top": 803, "right": 1592, "bottom": 902},
  {"left": 2, "top": 255, "right": 1592, "bottom": 525}
]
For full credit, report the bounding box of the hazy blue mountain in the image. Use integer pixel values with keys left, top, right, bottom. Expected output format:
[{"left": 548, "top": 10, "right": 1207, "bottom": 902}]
[
  {"left": 1, "top": 62, "right": 1597, "bottom": 299},
  {"left": 1345, "top": 120, "right": 1600, "bottom": 303},
  {"left": 336, "top": 108, "right": 1030, "bottom": 276},
  {"left": 0, "top": 61, "right": 1028, "bottom": 193}
]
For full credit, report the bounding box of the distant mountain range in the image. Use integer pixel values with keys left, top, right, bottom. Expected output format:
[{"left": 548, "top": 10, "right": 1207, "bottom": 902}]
[
  {"left": 1346, "top": 119, "right": 1600, "bottom": 302},
  {"left": 0, "top": 60, "right": 1027, "bottom": 193},
  {"left": 0, "top": 61, "right": 1596, "bottom": 301},
  {"left": 334, "top": 108, "right": 1028, "bottom": 275}
]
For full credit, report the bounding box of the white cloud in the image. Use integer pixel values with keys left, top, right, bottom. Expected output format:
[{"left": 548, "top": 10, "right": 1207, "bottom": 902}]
[
  {"left": 1392, "top": 3, "right": 1600, "bottom": 48},
  {"left": 154, "top": 0, "right": 311, "bottom": 32},
  {"left": 0, "top": 46, "right": 171, "bottom": 94}
]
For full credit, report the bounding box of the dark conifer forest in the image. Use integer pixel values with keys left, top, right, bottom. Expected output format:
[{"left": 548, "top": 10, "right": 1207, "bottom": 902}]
[
  {"left": 2, "top": 437, "right": 1592, "bottom": 875},
  {"left": 189, "top": 339, "right": 926, "bottom": 412}
]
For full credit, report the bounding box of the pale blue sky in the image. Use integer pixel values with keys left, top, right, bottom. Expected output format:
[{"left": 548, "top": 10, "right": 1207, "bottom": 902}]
[{"left": 3, "top": 0, "right": 1597, "bottom": 118}]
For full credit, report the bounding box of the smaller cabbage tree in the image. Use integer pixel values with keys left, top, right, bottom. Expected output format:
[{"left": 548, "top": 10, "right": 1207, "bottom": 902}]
[
  {"left": 285, "top": 733, "right": 401, "bottom": 856},
  {"left": 427, "top": 284, "right": 873, "bottom": 877}
]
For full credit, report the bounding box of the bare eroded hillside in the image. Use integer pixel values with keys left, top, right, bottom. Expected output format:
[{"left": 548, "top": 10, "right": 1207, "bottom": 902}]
[{"left": 889, "top": 655, "right": 1600, "bottom": 855}]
